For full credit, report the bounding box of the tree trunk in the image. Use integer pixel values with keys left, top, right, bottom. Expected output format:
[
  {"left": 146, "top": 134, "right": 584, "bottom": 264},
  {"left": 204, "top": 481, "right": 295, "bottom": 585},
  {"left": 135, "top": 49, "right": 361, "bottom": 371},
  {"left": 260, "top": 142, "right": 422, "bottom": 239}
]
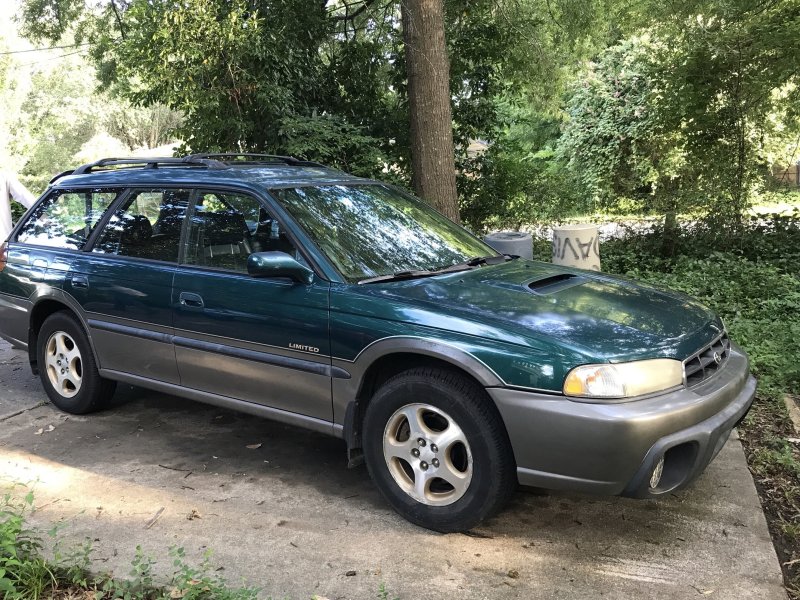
[{"left": 401, "top": 0, "right": 460, "bottom": 222}]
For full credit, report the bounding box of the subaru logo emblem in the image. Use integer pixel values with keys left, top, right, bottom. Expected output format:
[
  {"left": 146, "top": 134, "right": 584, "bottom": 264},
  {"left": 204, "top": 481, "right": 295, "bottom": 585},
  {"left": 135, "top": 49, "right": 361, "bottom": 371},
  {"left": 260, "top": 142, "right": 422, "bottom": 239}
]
[{"left": 713, "top": 351, "right": 722, "bottom": 365}]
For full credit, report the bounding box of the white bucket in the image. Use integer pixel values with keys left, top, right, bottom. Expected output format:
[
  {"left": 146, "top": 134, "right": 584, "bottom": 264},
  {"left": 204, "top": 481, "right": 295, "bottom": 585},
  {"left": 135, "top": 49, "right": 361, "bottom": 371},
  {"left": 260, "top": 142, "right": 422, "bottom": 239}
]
[
  {"left": 483, "top": 231, "right": 533, "bottom": 260},
  {"left": 552, "top": 224, "right": 600, "bottom": 271}
]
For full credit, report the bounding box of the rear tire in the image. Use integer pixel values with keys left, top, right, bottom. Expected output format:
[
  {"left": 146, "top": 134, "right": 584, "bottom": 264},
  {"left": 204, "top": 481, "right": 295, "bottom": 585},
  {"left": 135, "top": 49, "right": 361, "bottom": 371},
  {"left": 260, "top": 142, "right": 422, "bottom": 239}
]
[
  {"left": 363, "top": 367, "right": 516, "bottom": 532},
  {"left": 36, "top": 311, "right": 116, "bottom": 414}
]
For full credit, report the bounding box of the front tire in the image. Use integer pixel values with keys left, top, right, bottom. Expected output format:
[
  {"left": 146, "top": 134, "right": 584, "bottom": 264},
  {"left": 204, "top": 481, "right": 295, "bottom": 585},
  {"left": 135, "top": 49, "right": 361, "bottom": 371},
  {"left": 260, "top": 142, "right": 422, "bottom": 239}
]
[
  {"left": 363, "top": 367, "right": 516, "bottom": 532},
  {"left": 36, "top": 311, "right": 116, "bottom": 414}
]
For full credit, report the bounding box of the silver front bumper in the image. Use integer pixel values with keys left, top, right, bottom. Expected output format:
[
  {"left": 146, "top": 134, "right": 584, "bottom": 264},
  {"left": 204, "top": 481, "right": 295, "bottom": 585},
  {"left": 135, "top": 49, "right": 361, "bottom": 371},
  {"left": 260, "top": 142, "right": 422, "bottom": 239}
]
[{"left": 488, "top": 347, "right": 756, "bottom": 496}]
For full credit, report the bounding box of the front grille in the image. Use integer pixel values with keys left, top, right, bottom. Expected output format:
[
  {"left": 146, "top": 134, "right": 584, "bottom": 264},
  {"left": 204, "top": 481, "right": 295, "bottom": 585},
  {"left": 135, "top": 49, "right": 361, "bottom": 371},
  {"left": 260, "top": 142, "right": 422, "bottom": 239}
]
[{"left": 683, "top": 332, "right": 730, "bottom": 387}]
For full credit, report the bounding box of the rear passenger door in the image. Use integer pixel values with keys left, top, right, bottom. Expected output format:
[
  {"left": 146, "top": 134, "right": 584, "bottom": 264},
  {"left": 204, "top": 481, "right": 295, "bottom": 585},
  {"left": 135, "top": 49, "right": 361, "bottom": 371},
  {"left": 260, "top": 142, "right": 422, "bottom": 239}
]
[
  {"left": 70, "top": 188, "right": 191, "bottom": 384},
  {"left": 5, "top": 188, "right": 121, "bottom": 347},
  {"left": 171, "top": 189, "right": 333, "bottom": 421}
]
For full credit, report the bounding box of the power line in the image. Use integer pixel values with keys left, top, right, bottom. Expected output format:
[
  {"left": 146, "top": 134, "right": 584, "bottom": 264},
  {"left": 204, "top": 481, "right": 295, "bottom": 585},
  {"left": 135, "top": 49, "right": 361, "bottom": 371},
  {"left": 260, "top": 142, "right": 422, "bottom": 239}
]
[
  {"left": 17, "top": 48, "right": 90, "bottom": 67},
  {"left": 0, "top": 42, "right": 91, "bottom": 56}
]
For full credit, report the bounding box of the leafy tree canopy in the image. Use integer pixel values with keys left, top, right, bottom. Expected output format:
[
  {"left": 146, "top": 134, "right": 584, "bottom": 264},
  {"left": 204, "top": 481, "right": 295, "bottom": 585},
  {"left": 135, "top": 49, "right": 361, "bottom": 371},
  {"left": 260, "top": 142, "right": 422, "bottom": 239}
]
[
  {"left": 559, "top": 1, "right": 800, "bottom": 230},
  {"left": 17, "top": 0, "right": 624, "bottom": 180}
]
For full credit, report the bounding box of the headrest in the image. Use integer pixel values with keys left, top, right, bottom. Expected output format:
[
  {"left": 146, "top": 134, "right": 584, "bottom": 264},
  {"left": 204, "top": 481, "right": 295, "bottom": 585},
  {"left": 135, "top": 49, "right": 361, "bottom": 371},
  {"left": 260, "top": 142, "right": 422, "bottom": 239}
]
[
  {"left": 202, "top": 211, "right": 248, "bottom": 246},
  {"left": 121, "top": 215, "right": 153, "bottom": 245}
]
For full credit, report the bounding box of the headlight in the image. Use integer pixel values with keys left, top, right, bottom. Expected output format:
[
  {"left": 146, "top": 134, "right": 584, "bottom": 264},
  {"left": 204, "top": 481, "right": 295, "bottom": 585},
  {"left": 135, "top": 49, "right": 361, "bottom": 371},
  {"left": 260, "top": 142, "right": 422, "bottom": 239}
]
[{"left": 563, "top": 359, "right": 683, "bottom": 399}]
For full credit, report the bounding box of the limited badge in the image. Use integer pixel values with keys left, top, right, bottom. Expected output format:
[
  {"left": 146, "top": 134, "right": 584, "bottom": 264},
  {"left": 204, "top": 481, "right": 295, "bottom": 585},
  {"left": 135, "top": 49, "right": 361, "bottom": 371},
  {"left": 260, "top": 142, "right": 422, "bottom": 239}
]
[{"left": 289, "top": 343, "right": 320, "bottom": 353}]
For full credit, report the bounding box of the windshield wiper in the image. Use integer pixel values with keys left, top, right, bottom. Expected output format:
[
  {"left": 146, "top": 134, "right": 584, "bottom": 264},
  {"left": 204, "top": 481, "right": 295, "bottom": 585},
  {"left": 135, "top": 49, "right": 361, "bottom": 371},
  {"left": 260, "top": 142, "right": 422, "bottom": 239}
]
[
  {"left": 358, "top": 270, "right": 438, "bottom": 285},
  {"left": 358, "top": 255, "right": 515, "bottom": 285},
  {"left": 441, "top": 254, "right": 514, "bottom": 270}
]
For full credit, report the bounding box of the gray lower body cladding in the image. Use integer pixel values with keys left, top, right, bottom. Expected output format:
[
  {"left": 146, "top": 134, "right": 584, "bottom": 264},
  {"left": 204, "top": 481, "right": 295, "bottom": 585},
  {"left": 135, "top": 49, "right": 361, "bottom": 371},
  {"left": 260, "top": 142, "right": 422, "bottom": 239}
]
[{"left": 488, "top": 348, "right": 755, "bottom": 496}]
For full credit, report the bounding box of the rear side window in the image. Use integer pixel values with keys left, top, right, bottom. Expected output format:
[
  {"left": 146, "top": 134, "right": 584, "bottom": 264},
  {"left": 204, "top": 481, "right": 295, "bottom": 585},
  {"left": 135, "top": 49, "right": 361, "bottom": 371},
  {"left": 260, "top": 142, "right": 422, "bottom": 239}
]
[
  {"left": 16, "top": 188, "right": 121, "bottom": 250},
  {"left": 92, "top": 189, "right": 191, "bottom": 263}
]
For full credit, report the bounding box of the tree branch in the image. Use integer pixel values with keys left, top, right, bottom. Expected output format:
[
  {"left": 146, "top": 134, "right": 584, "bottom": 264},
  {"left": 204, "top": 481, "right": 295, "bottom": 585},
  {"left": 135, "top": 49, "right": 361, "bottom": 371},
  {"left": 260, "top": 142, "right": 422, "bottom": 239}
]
[
  {"left": 330, "top": 0, "right": 378, "bottom": 22},
  {"left": 110, "top": 0, "right": 126, "bottom": 40}
]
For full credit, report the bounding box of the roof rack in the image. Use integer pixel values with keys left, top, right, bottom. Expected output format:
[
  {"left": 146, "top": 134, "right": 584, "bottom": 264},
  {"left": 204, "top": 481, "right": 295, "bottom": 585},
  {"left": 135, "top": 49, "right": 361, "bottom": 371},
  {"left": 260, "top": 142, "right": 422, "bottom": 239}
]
[
  {"left": 49, "top": 153, "right": 327, "bottom": 185},
  {"left": 71, "top": 156, "right": 227, "bottom": 176},
  {"left": 185, "top": 153, "right": 325, "bottom": 168}
]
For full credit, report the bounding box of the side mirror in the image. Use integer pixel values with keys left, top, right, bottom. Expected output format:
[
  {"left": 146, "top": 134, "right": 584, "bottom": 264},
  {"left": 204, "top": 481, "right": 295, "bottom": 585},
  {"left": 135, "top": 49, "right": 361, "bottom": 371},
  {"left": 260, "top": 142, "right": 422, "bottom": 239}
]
[{"left": 247, "top": 251, "right": 314, "bottom": 285}]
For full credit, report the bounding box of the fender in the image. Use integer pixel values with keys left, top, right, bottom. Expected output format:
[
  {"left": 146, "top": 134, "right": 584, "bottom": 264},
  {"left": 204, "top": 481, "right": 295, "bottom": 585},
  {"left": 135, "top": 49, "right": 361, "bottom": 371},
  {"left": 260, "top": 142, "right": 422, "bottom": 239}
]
[
  {"left": 26, "top": 287, "right": 100, "bottom": 374},
  {"left": 333, "top": 336, "right": 505, "bottom": 458}
]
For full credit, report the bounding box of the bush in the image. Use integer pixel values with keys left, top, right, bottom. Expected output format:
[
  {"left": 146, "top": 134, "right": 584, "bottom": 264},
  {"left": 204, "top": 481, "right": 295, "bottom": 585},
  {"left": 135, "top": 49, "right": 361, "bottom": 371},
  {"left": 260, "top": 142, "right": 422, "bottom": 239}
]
[{"left": 599, "top": 214, "right": 800, "bottom": 397}]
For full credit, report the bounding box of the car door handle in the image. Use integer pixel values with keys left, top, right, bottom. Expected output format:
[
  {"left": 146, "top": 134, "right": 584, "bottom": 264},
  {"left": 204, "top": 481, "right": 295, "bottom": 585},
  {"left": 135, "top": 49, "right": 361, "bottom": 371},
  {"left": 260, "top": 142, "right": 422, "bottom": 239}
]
[
  {"left": 179, "top": 292, "right": 205, "bottom": 308},
  {"left": 72, "top": 275, "right": 89, "bottom": 289}
]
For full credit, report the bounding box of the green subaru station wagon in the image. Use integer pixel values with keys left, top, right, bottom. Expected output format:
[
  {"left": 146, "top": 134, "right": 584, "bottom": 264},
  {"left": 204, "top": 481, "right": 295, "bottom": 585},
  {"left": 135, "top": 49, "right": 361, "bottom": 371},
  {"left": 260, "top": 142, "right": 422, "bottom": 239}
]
[{"left": 0, "top": 154, "right": 755, "bottom": 532}]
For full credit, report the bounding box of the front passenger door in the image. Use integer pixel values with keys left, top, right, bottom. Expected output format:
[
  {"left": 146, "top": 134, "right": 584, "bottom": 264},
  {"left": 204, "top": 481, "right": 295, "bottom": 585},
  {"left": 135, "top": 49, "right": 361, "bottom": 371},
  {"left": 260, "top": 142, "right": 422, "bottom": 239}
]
[{"left": 172, "top": 189, "right": 333, "bottom": 421}]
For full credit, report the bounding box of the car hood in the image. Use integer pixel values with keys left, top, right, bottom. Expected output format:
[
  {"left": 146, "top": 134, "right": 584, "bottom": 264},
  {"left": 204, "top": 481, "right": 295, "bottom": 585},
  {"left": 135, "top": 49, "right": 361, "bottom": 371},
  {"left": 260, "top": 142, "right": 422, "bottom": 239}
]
[{"left": 348, "top": 260, "right": 721, "bottom": 361}]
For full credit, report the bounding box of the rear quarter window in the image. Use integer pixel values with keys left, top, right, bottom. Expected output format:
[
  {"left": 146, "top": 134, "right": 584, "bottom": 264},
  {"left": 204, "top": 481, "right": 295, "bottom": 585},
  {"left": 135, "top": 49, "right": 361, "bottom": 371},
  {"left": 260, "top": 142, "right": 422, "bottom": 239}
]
[{"left": 16, "top": 188, "right": 122, "bottom": 250}]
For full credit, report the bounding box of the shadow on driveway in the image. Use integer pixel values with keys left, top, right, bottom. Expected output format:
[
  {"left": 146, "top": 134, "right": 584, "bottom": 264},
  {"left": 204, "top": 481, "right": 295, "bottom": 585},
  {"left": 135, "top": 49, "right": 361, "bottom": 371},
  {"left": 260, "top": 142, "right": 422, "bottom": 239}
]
[{"left": 0, "top": 374, "right": 787, "bottom": 599}]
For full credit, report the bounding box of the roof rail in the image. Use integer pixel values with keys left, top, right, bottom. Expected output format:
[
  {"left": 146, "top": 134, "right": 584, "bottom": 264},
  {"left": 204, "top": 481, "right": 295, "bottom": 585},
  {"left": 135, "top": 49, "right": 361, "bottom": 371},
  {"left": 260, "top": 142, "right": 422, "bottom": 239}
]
[
  {"left": 71, "top": 156, "right": 227, "bottom": 176},
  {"left": 49, "top": 169, "right": 76, "bottom": 184},
  {"left": 185, "top": 153, "right": 326, "bottom": 168}
]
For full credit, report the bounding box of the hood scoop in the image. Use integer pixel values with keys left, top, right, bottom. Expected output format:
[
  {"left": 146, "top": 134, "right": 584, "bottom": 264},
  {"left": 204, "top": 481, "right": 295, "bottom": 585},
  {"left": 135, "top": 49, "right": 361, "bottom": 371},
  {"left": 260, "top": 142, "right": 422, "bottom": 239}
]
[{"left": 527, "top": 273, "right": 587, "bottom": 295}]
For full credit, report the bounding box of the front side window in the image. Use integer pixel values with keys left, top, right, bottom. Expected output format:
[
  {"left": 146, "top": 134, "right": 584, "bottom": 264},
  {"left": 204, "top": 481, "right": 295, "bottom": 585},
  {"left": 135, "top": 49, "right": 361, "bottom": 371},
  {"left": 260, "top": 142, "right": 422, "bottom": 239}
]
[
  {"left": 92, "top": 189, "right": 190, "bottom": 262},
  {"left": 16, "top": 188, "right": 121, "bottom": 250},
  {"left": 184, "top": 190, "right": 302, "bottom": 273},
  {"left": 271, "top": 185, "right": 494, "bottom": 282}
]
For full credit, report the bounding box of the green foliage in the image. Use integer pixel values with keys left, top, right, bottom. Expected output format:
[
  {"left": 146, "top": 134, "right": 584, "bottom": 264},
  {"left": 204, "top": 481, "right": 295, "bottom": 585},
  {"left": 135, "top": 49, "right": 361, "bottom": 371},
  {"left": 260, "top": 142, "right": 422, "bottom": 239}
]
[
  {"left": 96, "top": 544, "right": 259, "bottom": 600},
  {"left": 14, "top": 64, "right": 101, "bottom": 193},
  {"left": 0, "top": 487, "right": 55, "bottom": 599},
  {"left": 460, "top": 138, "right": 583, "bottom": 231},
  {"left": 559, "top": 35, "right": 689, "bottom": 214},
  {"left": 0, "top": 16, "right": 183, "bottom": 200},
  {"left": 104, "top": 104, "right": 182, "bottom": 152},
  {"left": 167, "top": 547, "right": 258, "bottom": 600},
  {"left": 15, "top": 0, "right": 631, "bottom": 193},
  {"left": 377, "top": 582, "right": 400, "bottom": 600},
  {"left": 559, "top": 2, "right": 800, "bottom": 231},
  {"left": 751, "top": 433, "right": 800, "bottom": 486},
  {"left": 98, "top": 0, "right": 330, "bottom": 153},
  {"left": 277, "top": 115, "right": 397, "bottom": 182},
  {"left": 12, "top": 0, "right": 800, "bottom": 234},
  {"left": 18, "top": 0, "right": 84, "bottom": 44},
  {"left": 600, "top": 214, "right": 800, "bottom": 397}
]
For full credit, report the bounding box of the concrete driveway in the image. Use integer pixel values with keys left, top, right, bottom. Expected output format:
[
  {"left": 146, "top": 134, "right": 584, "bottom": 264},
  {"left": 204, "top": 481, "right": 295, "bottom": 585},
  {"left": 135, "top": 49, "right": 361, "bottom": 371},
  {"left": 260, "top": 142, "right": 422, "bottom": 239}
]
[{"left": 0, "top": 341, "right": 787, "bottom": 599}]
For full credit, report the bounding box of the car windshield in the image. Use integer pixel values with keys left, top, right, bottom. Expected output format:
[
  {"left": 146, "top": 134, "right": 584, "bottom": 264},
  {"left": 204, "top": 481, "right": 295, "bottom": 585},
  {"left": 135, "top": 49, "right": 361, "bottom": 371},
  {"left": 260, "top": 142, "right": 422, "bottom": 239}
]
[{"left": 271, "top": 184, "right": 497, "bottom": 282}]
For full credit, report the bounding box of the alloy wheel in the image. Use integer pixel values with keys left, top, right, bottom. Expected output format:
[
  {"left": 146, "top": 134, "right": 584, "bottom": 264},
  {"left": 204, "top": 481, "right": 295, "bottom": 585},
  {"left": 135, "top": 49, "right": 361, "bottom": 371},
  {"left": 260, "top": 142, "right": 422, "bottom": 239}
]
[
  {"left": 382, "top": 403, "right": 473, "bottom": 506},
  {"left": 44, "top": 330, "right": 83, "bottom": 398}
]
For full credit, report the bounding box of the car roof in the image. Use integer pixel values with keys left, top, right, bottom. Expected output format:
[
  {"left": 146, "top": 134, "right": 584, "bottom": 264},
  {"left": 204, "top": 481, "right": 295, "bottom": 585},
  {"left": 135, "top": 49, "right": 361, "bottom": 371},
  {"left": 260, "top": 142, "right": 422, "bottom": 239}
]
[{"left": 50, "top": 156, "right": 367, "bottom": 191}]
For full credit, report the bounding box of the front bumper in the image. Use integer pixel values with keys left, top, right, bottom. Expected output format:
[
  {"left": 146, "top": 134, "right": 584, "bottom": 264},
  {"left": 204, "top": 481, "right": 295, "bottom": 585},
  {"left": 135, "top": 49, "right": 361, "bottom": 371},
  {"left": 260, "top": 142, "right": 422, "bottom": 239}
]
[{"left": 488, "top": 347, "right": 756, "bottom": 497}]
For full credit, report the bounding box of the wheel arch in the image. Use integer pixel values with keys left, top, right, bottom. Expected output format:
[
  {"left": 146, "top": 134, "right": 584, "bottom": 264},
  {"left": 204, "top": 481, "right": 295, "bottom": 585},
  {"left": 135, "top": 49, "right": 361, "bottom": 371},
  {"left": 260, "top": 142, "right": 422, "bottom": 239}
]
[
  {"left": 27, "top": 291, "right": 94, "bottom": 374},
  {"left": 338, "top": 338, "right": 505, "bottom": 462}
]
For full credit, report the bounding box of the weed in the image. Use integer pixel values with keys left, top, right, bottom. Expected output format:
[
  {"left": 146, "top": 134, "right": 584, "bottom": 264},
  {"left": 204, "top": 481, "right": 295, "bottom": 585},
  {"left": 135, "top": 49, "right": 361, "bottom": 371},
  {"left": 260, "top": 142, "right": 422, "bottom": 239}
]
[
  {"left": 377, "top": 582, "right": 399, "bottom": 600},
  {"left": 0, "top": 486, "right": 56, "bottom": 599},
  {"left": 0, "top": 487, "right": 261, "bottom": 600}
]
